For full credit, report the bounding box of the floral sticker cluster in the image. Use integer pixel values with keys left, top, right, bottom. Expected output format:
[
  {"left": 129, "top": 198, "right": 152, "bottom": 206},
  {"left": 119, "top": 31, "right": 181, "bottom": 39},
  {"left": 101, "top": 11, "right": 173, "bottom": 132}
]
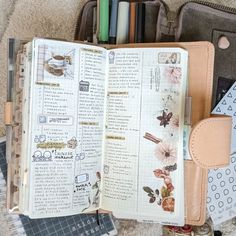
[{"left": 142, "top": 65, "right": 182, "bottom": 213}]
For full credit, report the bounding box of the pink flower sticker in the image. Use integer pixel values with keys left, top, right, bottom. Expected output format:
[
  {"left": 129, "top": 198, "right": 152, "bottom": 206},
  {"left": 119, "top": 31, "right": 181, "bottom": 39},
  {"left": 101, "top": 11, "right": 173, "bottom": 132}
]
[
  {"left": 155, "top": 141, "right": 177, "bottom": 165},
  {"left": 170, "top": 115, "right": 179, "bottom": 129},
  {"left": 164, "top": 67, "right": 182, "bottom": 84}
]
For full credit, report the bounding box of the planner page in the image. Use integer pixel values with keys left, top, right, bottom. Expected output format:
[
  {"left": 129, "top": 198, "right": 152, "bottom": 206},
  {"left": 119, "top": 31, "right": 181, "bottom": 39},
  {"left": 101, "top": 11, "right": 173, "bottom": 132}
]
[
  {"left": 101, "top": 47, "right": 187, "bottom": 226},
  {"left": 25, "top": 39, "right": 107, "bottom": 218}
]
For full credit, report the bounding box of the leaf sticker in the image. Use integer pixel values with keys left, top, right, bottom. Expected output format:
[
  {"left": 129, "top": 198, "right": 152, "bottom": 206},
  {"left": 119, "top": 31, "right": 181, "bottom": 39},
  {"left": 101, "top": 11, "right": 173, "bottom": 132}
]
[
  {"left": 149, "top": 197, "right": 156, "bottom": 203},
  {"left": 157, "top": 199, "right": 162, "bottom": 205},
  {"left": 143, "top": 186, "right": 154, "bottom": 194},
  {"left": 164, "top": 163, "right": 177, "bottom": 172},
  {"left": 92, "top": 182, "right": 98, "bottom": 189}
]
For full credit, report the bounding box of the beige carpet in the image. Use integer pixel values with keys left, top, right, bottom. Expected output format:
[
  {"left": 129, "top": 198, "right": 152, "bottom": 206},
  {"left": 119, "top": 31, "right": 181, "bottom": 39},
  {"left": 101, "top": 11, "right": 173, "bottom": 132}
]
[{"left": 0, "top": 0, "right": 236, "bottom": 235}]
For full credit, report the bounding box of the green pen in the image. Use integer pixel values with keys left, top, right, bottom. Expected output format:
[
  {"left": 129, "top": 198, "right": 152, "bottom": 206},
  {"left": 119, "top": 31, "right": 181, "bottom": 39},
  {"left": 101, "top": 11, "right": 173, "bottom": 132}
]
[{"left": 99, "top": 0, "right": 109, "bottom": 43}]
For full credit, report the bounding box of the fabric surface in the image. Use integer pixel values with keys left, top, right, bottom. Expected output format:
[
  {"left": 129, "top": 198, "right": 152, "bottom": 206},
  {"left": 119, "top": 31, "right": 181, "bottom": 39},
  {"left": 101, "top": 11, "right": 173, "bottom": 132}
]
[{"left": 0, "top": 0, "right": 236, "bottom": 235}]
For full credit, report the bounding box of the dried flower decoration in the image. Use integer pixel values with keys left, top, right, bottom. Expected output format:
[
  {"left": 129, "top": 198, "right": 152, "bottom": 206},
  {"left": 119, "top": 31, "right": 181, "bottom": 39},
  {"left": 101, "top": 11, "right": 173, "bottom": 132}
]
[
  {"left": 157, "top": 111, "right": 173, "bottom": 128},
  {"left": 155, "top": 141, "right": 177, "bottom": 165}
]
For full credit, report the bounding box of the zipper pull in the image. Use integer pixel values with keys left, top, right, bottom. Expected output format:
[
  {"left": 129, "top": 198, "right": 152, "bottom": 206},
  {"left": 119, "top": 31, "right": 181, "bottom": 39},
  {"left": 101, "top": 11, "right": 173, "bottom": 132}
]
[{"left": 167, "top": 11, "right": 177, "bottom": 23}]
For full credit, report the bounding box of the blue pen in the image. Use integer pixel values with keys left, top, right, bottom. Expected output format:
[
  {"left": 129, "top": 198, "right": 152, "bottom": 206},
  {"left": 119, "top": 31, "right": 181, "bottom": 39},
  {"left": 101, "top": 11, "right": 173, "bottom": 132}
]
[{"left": 109, "top": 0, "right": 119, "bottom": 44}]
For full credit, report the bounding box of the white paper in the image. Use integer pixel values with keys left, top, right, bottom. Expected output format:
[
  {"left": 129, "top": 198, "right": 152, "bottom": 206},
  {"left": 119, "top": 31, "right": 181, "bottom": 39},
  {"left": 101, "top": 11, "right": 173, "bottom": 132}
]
[
  {"left": 26, "top": 39, "right": 107, "bottom": 218},
  {"left": 101, "top": 48, "right": 188, "bottom": 226}
]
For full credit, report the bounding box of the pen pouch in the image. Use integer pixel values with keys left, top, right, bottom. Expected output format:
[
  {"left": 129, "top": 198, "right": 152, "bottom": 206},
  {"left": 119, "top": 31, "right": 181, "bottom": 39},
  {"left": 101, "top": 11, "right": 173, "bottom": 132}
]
[
  {"left": 76, "top": 1, "right": 236, "bottom": 107},
  {"left": 74, "top": 0, "right": 165, "bottom": 43},
  {"left": 175, "top": 2, "right": 236, "bottom": 108},
  {"left": 75, "top": 0, "right": 97, "bottom": 42}
]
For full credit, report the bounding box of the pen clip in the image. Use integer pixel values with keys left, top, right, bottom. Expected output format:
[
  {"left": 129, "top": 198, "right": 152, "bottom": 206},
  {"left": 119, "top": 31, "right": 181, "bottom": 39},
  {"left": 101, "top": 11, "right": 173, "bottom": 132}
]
[{"left": 96, "top": 210, "right": 100, "bottom": 225}]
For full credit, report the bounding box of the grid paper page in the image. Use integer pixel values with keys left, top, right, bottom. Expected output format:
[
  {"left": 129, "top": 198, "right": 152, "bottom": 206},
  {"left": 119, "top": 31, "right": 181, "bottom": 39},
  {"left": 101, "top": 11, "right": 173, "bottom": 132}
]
[{"left": 102, "top": 48, "right": 187, "bottom": 226}]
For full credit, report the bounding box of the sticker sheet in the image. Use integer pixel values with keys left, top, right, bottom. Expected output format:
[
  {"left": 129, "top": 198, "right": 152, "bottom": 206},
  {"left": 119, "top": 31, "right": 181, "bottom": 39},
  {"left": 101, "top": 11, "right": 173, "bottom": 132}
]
[{"left": 207, "top": 82, "right": 236, "bottom": 225}]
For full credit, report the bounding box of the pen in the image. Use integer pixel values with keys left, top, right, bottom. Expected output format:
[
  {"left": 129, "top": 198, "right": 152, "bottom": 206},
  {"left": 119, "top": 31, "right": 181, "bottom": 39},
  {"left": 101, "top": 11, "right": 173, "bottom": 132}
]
[
  {"left": 96, "top": 210, "right": 100, "bottom": 225},
  {"left": 99, "top": 0, "right": 109, "bottom": 43},
  {"left": 116, "top": 1, "right": 130, "bottom": 44},
  {"left": 6, "top": 38, "right": 15, "bottom": 163},
  {"left": 129, "top": 2, "right": 136, "bottom": 43},
  {"left": 109, "top": 0, "right": 119, "bottom": 44},
  {"left": 135, "top": 2, "right": 145, "bottom": 43},
  {"left": 8, "top": 38, "right": 15, "bottom": 102}
]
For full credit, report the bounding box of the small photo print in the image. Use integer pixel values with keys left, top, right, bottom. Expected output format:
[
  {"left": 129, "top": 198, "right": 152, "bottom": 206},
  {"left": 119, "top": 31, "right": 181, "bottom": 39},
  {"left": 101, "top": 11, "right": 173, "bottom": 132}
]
[
  {"left": 158, "top": 52, "right": 181, "bottom": 64},
  {"left": 37, "top": 44, "right": 75, "bottom": 81}
]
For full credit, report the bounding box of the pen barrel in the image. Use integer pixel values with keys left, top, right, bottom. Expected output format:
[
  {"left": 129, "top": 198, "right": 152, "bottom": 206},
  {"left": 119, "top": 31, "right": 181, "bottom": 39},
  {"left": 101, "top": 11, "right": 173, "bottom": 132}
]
[
  {"left": 109, "top": 0, "right": 119, "bottom": 40},
  {"left": 129, "top": 2, "right": 136, "bottom": 43},
  {"left": 135, "top": 2, "right": 145, "bottom": 43},
  {"left": 116, "top": 1, "right": 130, "bottom": 44},
  {"left": 99, "top": 0, "right": 109, "bottom": 42}
]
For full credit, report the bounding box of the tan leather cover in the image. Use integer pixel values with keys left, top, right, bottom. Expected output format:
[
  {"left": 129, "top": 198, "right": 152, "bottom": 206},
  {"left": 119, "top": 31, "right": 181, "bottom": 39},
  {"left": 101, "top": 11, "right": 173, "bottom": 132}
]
[
  {"left": 184, "top": 160, "right": 207, "bottom": 226},
  {"left": 189, "top": 116, "right": 232, "bottom": 169},
  {"left": 8, "top": 41, "right": 232, "bottom": 224}
]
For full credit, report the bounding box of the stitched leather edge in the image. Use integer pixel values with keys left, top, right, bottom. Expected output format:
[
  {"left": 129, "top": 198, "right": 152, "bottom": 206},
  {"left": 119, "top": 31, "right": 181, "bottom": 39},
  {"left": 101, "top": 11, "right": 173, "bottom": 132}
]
[
  {"left": 185, "top": 43, "right": 213, "bottom": 225},
  {"left": 184, "top": 160, "right": 207, "bottom": 225}
]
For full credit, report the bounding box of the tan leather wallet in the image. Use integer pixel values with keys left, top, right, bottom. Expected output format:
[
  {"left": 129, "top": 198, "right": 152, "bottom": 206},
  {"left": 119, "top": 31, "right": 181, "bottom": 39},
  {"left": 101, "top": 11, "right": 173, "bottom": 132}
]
[
  {"left": 5, "top": 41, "right": 232, "bottom": 225},
  {"left": 104, "top": 41, "right": 232, "bottom": 225}
]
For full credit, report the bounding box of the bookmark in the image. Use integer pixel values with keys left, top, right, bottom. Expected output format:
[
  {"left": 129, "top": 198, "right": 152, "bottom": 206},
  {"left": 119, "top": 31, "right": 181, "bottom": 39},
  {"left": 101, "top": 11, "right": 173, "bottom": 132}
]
[
  {"left": 129, "top": 2, "right": 136, "bottom": 43},
  {"left": 99, "top": 0, "right": 109, "bottom": 43},
  {"left": 109, "top": 0, "right": 119, "bottom": 44},
  {"left": 116, "top": 1, "right": 130, "bottom": 44},
  {"left": 135, "top": 2, "right": 145, "bottom": 43}
]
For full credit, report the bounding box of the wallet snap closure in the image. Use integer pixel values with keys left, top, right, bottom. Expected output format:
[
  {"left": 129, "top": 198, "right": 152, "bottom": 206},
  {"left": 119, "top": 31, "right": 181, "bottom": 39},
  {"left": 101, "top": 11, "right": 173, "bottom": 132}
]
[{"left": 189, "top": 116, "right": 232, "bottom": 169}]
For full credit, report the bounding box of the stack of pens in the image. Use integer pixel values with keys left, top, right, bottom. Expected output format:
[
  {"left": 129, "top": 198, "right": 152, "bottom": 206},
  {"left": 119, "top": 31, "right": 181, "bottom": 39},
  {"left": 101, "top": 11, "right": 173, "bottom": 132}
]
[{"left": 96, "top": 0, "right": 146, "bottom": 44}]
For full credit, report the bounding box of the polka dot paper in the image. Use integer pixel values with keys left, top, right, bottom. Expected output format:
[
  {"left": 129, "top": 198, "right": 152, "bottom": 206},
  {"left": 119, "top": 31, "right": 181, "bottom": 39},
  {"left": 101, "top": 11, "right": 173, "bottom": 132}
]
[{"left": 207, "top": 82, "right": 236, "bottom": 225}]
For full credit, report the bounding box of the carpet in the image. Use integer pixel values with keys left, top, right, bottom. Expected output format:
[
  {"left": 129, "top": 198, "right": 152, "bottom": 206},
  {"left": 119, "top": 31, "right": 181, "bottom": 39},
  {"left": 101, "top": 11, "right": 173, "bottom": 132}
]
[{"left": 0, "top": 0, "right": 236, "bottom": 235}]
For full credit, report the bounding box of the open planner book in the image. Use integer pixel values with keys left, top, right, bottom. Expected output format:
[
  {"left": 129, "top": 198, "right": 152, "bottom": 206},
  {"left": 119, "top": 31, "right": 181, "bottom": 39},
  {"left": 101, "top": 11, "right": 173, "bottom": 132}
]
[{"left": 6, "top": 38, "right": 188, "bottom": 226}]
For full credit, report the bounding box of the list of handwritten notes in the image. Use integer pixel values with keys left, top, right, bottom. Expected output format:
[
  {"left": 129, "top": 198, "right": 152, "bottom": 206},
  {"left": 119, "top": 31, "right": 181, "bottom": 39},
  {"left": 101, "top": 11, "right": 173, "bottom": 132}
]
[
  {"left": 28, "top": 40, "right": 107, "bottom": 218},
  {"left": 102, "top": 50, "right": 142, "bottom": 213}
]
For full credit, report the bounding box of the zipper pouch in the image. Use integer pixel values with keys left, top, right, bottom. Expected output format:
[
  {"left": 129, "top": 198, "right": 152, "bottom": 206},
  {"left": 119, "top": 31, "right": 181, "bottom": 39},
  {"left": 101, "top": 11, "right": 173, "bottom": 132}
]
[
  {"left": 76, "top": 0, "right": 236, "bottom": 109},
  {"left": 175, "top": 1, "right": 236, "bottom": 108}
]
